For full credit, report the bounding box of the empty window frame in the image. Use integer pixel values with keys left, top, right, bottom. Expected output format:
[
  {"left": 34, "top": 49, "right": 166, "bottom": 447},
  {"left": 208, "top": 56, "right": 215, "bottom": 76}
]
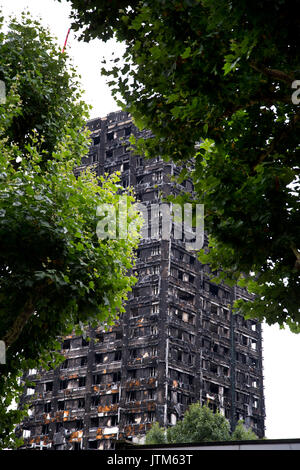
[
  {"left": 91, "top": 395, "right": 101, "bottom": 407},
  {"left": 129, "top": 349, "right": 138, "bottom": 360},
  {"left": 128, "top": 369, "right": 137, "bottom": 379},
  {"left": 56, "top": 422, "right": 64, "bottom": 432},
  {"left": 90, "top": 417, "right": 100, "bottom": 428},
  {"left": 79, "top": 376, "right": 86, "bottom": 387},
  {"left": 44, "top": 382, "right": 53, "bottom": 392},
  {"left": 44, "top": 402, "right": 51, "bottom": 413},
  {"left": 124, "top": 126, "right": 131, "bottom": 136},
  {"left": 78, "top": 398, "right": 85, "bottom": 409},
  {"left": 23, "top": 429, "right": 31, "bottom": 438},
  {"left": 115, "top": 330, "right": 122, "bottom": 340},
  {"left": 147, "top": 411, "right": 155, "bottom": 422},
  {"left": 42, "top": 424, "right": 49, "bottom": 435},
  {"left": 114, "top": 350, "right": 122, "bottom": 361},
  {"left": 80, "top": 356, "right": 87, "bottom": 367},
  {"left": 88, "top": 440, "right": 98, "bottom": 450},
  {"left": 209, "top": 284, "right": 219, "bottom": 297},
  {"left": 151, "top": 246, "right": 160, "bottom": 256},
  {"left": 210, "top": 304, "right": 218, "bottom": 315},
  {"left": 149, "top": 367, "right": 156, "bottom": 377},
  {"left": 152, "top": 285, "right": 159, "bottom": 296},
  {"left": 111, "top": 393, "right": 119, "bottom": 404},
  {"left": 62, "top": 339, "right": 71, "bottom": 350},
  {"left": 59, "top": 379, "right": 67, "bottom": 390},
  {"left": 112, "top": 371, "right": 121, "bottom": 382},
  {"left": 93, "top": 374, "right": 103, "bottom": 385},
  {"left": 178, "top": 291, "right": 194, "bottom": 304},
  {"left": 209, "top": 383, "right": 219, "bottom": 394},
  {"left": 209, "top": 322, "right": 218, "bottom": 334},
  {"left": 61, "top": 359, "right": 69, "bottom": 369},
  {"left": 95, "top": 353, "right": 103, "bottom": 364},
  {"left": 150, "top": 325, "right": 158, "bottom": 335},
  {"left": 177, "top": 350, "right": 183, "bottom": 362},
  {"left": 151, "top": 304, "right": 159, "bottom": 314},
  {"left": 110, "top": 415, "right": 118, "bottom": 426},
  {"left": 126, "top": 391, "right": 136, "bottom": 402},
  {"left": 145, "top": 389, "right": 156, "bottom": 400}
]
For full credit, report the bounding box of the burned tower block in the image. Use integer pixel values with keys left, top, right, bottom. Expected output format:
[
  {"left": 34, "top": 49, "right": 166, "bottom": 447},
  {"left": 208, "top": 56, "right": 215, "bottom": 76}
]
[{"left": 19, "top": 111, "right": 265, "bottom": 449}]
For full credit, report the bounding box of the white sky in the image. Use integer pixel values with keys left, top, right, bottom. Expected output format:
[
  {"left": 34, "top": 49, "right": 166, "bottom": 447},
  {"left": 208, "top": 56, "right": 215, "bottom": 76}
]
[{"left": 1, "top": 0, "right": 299, "bottom": 440}]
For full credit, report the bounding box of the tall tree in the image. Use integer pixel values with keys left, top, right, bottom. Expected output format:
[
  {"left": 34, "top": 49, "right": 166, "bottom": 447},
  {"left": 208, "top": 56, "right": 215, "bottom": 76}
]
[
  {"left": 145, "top": 421, "right": 167, "bottom": 445},
  {"left": 63, "top": 0, "right": 300, "bottom": 331},
  {"left": 231, "top": 420, "right": 258, "bottom": 441},
  {"left": 0, "top": 13, "right": 140, "bottom": 449},
  {"left": 167, "top": 403, "right": 231, "bottom": 443},
  {"left": 144, "top": 403, "right": 258, "bottom": 444}
]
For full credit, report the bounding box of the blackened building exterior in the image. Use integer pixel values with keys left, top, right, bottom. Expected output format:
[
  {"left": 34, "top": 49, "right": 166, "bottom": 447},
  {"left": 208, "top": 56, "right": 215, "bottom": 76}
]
[{"left": 19, "top": 111, "right": 265, "bottom": 450}]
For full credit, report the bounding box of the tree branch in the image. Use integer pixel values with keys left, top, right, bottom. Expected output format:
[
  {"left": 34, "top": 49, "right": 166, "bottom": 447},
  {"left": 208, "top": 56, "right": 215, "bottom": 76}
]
[
  {"left": 223, "top": 94, "right": 291, "bottom": 120},
  {"left": 252, "top": 111, "right": 300, "bottom": 171},
  {"left": 291, "top": 243, "right": 300, "bottom": 270},
  {"left": 2, "top": 298, "right": 35, "bottom": 349},
  {"left": 250, "top": 62, "right": 295, "bottom": 85}
]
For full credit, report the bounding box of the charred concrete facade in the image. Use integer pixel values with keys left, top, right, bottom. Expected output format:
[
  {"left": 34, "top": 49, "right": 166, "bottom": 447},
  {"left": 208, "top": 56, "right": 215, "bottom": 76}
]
[{"left": 19, "top": 111, "right": 265, "bottom": 449}]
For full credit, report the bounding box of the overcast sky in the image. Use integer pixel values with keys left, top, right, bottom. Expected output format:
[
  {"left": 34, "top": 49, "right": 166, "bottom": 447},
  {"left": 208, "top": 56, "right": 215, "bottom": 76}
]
[{"left": 1, "top": 0, "right": 299, "bottom": 440}]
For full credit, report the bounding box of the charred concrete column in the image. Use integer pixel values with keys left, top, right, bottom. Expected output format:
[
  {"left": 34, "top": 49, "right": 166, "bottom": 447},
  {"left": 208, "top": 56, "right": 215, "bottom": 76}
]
[{"left": 230, "top": 287, "right": 237, "bottom": 433}]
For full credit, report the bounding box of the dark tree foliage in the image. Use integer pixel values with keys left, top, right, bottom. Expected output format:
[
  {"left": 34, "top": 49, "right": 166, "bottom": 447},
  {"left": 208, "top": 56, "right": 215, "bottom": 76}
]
[
  {"left": 0, "top": 13, "right": 85, "bottom": 160},
  {"left": 63, "top": 0, "right": 300, "bottom": 330}
]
